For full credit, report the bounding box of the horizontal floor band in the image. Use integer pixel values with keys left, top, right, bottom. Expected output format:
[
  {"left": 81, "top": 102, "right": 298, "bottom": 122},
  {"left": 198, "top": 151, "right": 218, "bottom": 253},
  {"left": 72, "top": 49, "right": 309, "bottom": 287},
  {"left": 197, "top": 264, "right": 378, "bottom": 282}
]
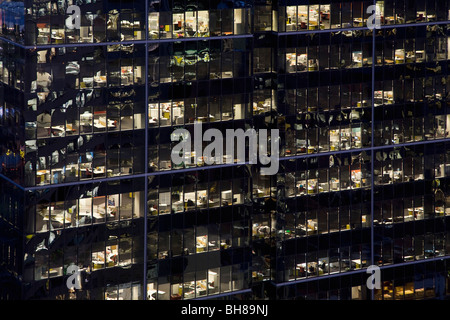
[{"left": 17, "top": 136, "right": 450, "bottom": 192}]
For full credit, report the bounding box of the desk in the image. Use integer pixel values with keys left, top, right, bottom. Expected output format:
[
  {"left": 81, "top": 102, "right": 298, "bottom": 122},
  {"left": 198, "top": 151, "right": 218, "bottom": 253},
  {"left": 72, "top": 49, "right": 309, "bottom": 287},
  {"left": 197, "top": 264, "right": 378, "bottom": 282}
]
[
  {"left": 148, "top": 290, "right": 165, "bottom": 300},
  {"left": 395, "top": 15, "right": 405, "bottom": 23},
  {"left": 220, "top": 242, "right": 230, "bottom": 249},
  {"left": 41, "top": 210, "right": 72, "bottom": 224},
  {"left": 356, "top": 100, "right": 368, "bottom": 108},
  {"left": 94, "top": 76, "right": 107, "bottom": 86},
  {"left": 196, "top": 245, "right": 207, "bottom": 253},
  {"left": 37, "top": 170, "right": 49, "bottom": 176},
  {"left": 196, "top": 31, "right": 209, "bottom": 37},
  {"left": 353, "top": 18, "right": 364, "bottom": 27},
  {"left": 254, "top": 189, "right": 266, "bottom": 197},
  {"left": 296, "top": 261, "right": 327, "bottom": 276},
  {"left": 37, "top": 35, "right": 49, "bottom": 44},
  {"left": 182, "top": 285, "right": 205, "bottom": 298},
  {"left": 92, "top": 260, "right": 105, "bottom": 269},
  {"left": 253, "top": 106, "right": 265, "bottom": 114},
  {"left": 197, "top": 115, "right": 215, "bottom": 122},
  {"left": 286, "top": 23, "right": 297, "bottom": 31},
  {"left": 298, "top": 224, "right": 316, "bottom": 235},
  {"left": 51, "top": 35, "right": 64, "bottom": 44},
  {"left": 93, "top": 167, "right": 112, "bottom": 175},
  {"left": 330, "top": 181, "right": 339, "bottom": 191},
  {"left": 384, "top": 16, "right": 395, "bottom": 24},
  {"left": 93, "top": 209, "right": 115, "bottom": 220},
  {"left": 149, "top": 31, "right": 159, "bottom": 39},
  {"left": 404, "top": 289, "right": 414, "bottom": 299},
  {"left": 46, "top": 126, "right": 61, "bottom": 136},
  {"left": 352, "top": 259, "right": 365, "bottom": 269},
  {"left": 94, "top": 119, "right": 116, "bottom": 129}
]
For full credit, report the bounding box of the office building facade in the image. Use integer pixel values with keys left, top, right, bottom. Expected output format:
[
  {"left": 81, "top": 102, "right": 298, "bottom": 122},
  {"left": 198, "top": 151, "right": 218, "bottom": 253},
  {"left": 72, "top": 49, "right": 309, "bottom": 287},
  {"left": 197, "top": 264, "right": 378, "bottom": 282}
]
[{"left": 2, "top": 0, "right": 450, "bottom": 300}]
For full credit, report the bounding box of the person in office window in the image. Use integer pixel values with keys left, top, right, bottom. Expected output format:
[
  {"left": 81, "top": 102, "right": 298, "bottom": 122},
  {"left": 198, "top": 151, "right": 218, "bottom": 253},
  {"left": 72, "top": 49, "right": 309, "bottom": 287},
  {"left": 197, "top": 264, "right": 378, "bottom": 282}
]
[
  {"left": 298, "top": 266, "right": 306, "bottom": 277},
  {"left": 185, "top": 24, "right": 195, "bottom": 37},
  {"left": 45, "top": 49, "right": 52, "bottom": 63},
  {"left": 308, "top": 265, "right": 315, "bottom": 274},
  {"left": 320, "top": 260, "right": 327, "bottom": 273}
]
